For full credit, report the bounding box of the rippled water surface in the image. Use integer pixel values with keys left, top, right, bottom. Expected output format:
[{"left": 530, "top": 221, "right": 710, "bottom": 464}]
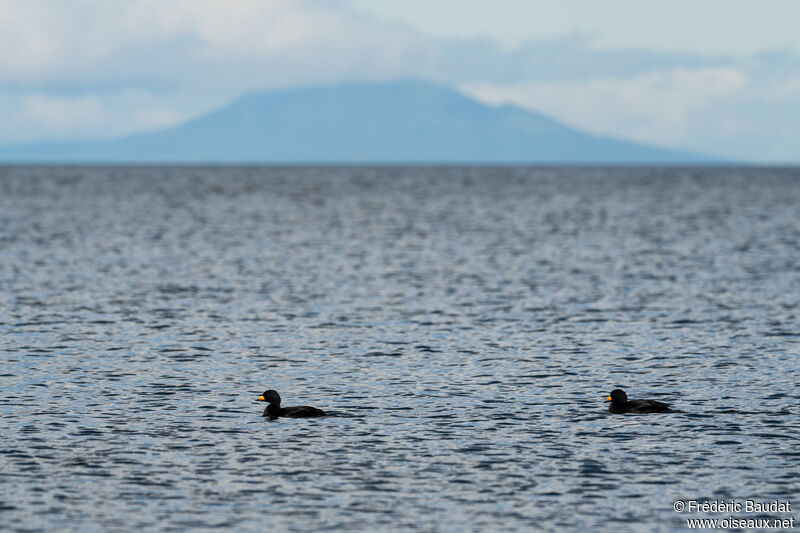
[{"left": 1, "top": 166, "right": 799, "bottom": 532}]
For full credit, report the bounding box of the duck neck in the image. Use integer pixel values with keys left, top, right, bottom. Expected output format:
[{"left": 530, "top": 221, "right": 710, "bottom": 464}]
[{"left": 608, "top": 400, "right": 627, "bottom": 413}]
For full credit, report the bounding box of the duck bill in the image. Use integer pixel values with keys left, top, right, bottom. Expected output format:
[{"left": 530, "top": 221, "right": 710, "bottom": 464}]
[
  {"left": 257, "top": 395, "right": 265, "bottom": 402},
  {"left": 604, "top": 396, "right": 612, "bottom": 402}
]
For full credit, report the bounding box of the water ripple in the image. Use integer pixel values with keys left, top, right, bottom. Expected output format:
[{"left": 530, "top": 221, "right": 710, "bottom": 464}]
[{"left": 1, "top": 166, "right": 798, "bottom": 532}]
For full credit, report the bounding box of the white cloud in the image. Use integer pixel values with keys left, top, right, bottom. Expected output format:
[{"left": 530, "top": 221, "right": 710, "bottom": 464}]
[
  {"left": 462, "top": 65, "right": 800, "bottom": 161},
  {"left": 461, "top": 67, "right": 749, "bottom": 152},
  {"left": 0, "top": 89, "right": 191, "bottom": 143}
]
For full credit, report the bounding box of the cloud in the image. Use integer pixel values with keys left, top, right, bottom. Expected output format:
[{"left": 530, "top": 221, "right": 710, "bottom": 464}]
[
  {"left": 462, "top": 59, "right": 800, "bottom": 161},
  {"left": 0, "top": 0, "right": 799, "bottom": 160},
  {"left": 0, "top": 88, "right": 189, "bottom": 143},
  {"left": 461, "top": 67, "right": 748, "bottom": 150},
  {"left": 0, "top": 0, "right": 730, "bottom": 91}
]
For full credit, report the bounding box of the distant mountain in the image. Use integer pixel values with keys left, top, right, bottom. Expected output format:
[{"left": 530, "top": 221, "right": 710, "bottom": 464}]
[{"left": 0, "top": 80, "right": 710, "bottom": 163}]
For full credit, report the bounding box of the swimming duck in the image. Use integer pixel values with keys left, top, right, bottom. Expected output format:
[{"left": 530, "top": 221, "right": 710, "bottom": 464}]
[
  {"left": 257, "top": 390, "right": 326, "bottom": 418},
  {"left": 605, "top": 389, "right": 671, "bottom": 413}
]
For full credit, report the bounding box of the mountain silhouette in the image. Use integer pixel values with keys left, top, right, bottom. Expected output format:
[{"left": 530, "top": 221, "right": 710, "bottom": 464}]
[{"left": 0, "top": 80, "right": 708, "bottom": 163}]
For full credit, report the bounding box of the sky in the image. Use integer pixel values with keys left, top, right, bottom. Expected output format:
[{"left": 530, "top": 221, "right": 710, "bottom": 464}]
[{"left": 1, "top": 0, "right": 799, "bottom": 161}]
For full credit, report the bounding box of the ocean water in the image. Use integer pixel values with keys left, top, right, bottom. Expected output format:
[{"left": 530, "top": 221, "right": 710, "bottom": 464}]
[{"left": 1, "top": 166, "right": 798, "bottom": 532}]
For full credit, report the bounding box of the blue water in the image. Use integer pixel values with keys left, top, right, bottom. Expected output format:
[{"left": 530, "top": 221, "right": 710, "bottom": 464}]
[{"left": 1, "top": 166, "right": 798, "bottom": 532}]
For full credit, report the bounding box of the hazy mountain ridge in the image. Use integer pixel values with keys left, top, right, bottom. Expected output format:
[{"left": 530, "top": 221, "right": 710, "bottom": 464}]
[{"left": 0, "top": 80, "right": 708, "bottom": 163}]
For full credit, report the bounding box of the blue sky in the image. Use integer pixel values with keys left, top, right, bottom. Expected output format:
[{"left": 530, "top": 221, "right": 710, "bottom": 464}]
[{"left": 1, "top": 0, "right": 799, "bottom": 161}]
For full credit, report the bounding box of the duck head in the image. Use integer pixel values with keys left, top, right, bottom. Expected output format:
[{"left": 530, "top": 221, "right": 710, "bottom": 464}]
[{"left": 257, "top": 389, "right": 281, "bottom": 405}]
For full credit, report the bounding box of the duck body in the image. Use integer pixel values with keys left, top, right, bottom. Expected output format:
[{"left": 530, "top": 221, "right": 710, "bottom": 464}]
[
  {"left": 605, "top": 389, "right": 671, "bottom": 414},
  {"left": 258, "top": 390, "right": 326, "bottom": 418}
]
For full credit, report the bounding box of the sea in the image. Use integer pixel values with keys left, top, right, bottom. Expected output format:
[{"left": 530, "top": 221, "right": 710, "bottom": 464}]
[{"left": 1, "top": 165, "right": 798, "bottom": 532}]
